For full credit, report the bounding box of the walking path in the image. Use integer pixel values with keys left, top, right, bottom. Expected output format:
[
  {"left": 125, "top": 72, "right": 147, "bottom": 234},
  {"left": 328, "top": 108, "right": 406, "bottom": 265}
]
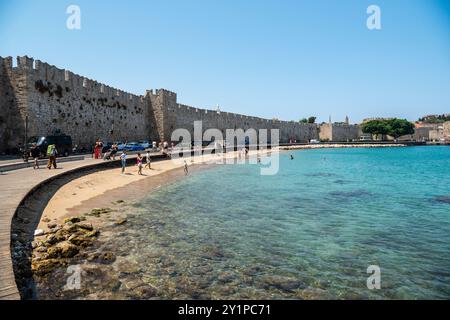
[{"left": 0, "top": 157, "right": 121, "bottom": 299}]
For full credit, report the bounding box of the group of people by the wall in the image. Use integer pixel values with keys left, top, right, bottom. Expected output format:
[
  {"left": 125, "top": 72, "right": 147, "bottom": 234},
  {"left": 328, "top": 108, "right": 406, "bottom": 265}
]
[{"left": 27, "top": 143, "right": 58, "bottom": 170}]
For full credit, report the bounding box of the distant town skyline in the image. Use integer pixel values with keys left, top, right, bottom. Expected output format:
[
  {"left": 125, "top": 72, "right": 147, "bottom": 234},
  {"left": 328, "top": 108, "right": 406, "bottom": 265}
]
[{"left": 1, "top": 0, "right": 449, "bottom": 123}]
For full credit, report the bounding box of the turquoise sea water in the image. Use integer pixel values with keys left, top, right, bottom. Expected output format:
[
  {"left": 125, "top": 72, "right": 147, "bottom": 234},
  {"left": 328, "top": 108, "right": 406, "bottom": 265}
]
[{"left": 37, "top": 146, "right": 450, "bottom": 299}]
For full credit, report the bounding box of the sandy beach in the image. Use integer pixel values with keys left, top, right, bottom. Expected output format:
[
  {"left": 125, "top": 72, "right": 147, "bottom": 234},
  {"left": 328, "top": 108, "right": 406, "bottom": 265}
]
[{"left": 38, "top": 148, "right": 277, "bottom": 231}]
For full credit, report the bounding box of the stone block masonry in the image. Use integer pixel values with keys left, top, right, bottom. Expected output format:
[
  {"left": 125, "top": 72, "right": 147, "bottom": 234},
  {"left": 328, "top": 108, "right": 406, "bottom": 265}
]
[
  {"left": 319, "top": 123, "right": 362, "bottom": 142},
  {"left": 0, "top": 56, "right": 319, "bottom": 153}
]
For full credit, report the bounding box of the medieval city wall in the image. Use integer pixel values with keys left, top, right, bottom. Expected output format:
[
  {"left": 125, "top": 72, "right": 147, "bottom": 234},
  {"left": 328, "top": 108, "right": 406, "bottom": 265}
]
[
  {"left": 319, "top": 123, "right": 362, "bottom": 142},
  {"left": 172, "top": 101, "right": 318, "bottom": 143},
  {"left": 1, "top": 55, "right": 320, "bottom": 153},
  {"left": 23, "top": 56, "right": 152, "bottom": 148},
  {"left": 0, "top": 57, "right": 29, "bottom": 152}
]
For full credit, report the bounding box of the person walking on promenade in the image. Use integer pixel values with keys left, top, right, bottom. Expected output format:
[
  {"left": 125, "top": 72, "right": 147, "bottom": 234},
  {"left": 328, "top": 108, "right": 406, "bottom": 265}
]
[
  {"left": 47, "top": 144, "right": 58, "bottom": 170},
  {"left": 145, "top": 151, "right": 152, "bottom": 170},
  {"left": 120, "top": 151, "right": 127, "bottom": 174},
  {"left": 137, "top": 153, "right": 143, "bottom": 175},
  {"left": 30, "top": 143, "right": 40, "bottom": 169}
]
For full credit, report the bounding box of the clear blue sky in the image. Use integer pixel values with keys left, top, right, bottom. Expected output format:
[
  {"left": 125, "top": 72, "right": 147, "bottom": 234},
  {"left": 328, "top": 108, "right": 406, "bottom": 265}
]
[{"left": 1, "top": 0, "right": 449, "bottom": 123}]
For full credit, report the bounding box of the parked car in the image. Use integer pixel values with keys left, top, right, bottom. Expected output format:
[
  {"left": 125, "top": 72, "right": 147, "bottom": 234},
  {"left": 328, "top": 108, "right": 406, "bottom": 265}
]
[
  {"left": 124, "top": 142, "right": 145, "bottom": 152},
  {"left": 27, "top": 135, "right": 73, "bottom": 157},
  {"left": 138, "top": 140, "right": 152, "bottom": 149},
  {"left": 116, "top": 142, "right": 126, "bottom": 151}
]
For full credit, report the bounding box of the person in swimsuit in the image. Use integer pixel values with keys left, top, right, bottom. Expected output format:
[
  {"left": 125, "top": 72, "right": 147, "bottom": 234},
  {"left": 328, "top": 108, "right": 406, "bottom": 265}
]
[{"left": 137, "top": 153, "right": 143, "bottom": 175}]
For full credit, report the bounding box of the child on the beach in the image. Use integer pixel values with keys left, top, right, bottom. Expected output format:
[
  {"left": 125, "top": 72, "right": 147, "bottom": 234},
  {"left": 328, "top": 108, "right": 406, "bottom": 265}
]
[
  {"left": 137, "top": 153, "right": 143, "bottom": 175},
  {"left": 120, "top": 151, "right": 127, "bottom": 174},
  {"left": 144, "top": 151, "right": 151, "bottom": 169}
]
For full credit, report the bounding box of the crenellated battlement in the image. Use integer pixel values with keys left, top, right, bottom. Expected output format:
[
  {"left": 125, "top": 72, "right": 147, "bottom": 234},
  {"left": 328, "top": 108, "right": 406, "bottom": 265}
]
[{"left": 0, "top": 55, "right": 320, "bottom": 152}]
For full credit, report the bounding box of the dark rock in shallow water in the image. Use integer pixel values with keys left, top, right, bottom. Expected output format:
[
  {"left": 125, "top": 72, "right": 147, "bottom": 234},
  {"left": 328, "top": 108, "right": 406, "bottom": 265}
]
[
  {"left": 329, "top": 189, "right": 372, "bottom": 199},
  {"left": 201, "top": 245, "right": 225, "bottom": 260},
  {"left": 134, "top": 285, "right": 158, "bottom": 299},
  {"left": 115, "top": 218, "right": 128, "bottom": 226},
  {"left": 32, "top": 258, "right": 66, "bottom": 275},
  {"left": 304, "top": 172, "right": 337, "bottom": 178},
  {"left": 68, "top": 233, "right": 94, "bottom": 247},
  {"left": 260, "top": 275, "right": 306, "bottom": 292},
  {"left": 87, "top": 251, "right": 116, "bottom": 264},
  {"left": 433, "top": 195, "right": 450, "bottom": 204},
  {"left": 87, "top": 208, "right": 113, "bottom": 217},
  {"left": 77, "top": 222, "right": 94, "bottom": 231},
  {"left": 47, "top": 241, "right": 79, "bottom": 259},
  {"left": 333, "top": 179, "right": 352, "bottom": 185},
  {"left": 242, "top": 265, "right": 264, "bottom": 276},
  {"left": 64, "top": 216, "right": 86, "bottom": 224},
  {"left": 217, "top": 272, "right": 236, "bottom": 284}
]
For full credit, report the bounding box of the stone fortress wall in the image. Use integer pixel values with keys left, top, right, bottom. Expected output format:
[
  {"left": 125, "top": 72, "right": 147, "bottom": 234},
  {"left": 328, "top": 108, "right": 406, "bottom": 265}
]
[
  {"left": 319, "top": 123, "right": 362, "bottom": 142},
  {"left": 2, "top": 55, "right": 368, "bottom": 154}
]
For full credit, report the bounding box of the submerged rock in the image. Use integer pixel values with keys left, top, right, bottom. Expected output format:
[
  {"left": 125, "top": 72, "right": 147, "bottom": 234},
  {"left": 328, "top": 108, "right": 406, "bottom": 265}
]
[
  {"left": 47, "top": 241, "right": 79, "bottom": 259},
  {"left": 87, "top": 208, "right": 113, "bottom": 217},
  {"left": 32, "top": 258, "right": 66, "bottom": 276},
  {"left": 87, "top": 251, "right": 116, "bottom": 264},
  {"left": 68, "top": 233, "right": 94, "bottom": 247},
  {"left": 77, "top": 222, "right": 94, "bottom": 231},
  {"left": 45, "top": 234, "right": 58, "bottom": 246},
  {"left": 260, "top": 275, "right": 306, "bottom": 292},
  {"left": 433, "top": 195, "right": 450, "bottom": 204},
  {"left": 115, "top": 218, "right": 128, "bottom": 226}
]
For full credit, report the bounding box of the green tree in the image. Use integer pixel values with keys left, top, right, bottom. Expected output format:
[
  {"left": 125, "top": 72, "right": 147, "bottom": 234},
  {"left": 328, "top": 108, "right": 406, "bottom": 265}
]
[
  {"left": 308, "top": 116, "right": 317, "bottom": 124},
  {"left": 299, "top": 118, "right": 308, "bottom": 123},
  {"left": 361, "top": 120, "right": 389, "bottom": 140},
  {"left": 386, "top": 119, "right": 415, "bottom": 139}
]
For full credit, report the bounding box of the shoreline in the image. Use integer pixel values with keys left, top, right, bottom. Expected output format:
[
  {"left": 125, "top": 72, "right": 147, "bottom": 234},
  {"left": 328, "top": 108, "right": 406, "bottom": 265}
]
[
  {"left": 37, "top": 149, "right": 274, "bottom": 232},
  {"left": 280, "top": 143, "right": 407, "bottom": 150},
  {"left": 36, "top": 142, "right": 417, "bottom": 231}
]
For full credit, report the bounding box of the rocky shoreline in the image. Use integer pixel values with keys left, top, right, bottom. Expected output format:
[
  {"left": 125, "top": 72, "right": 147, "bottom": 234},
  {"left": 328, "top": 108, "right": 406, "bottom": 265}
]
[{"left": 12, "top": 205, "right": 125, "bottom": 299}]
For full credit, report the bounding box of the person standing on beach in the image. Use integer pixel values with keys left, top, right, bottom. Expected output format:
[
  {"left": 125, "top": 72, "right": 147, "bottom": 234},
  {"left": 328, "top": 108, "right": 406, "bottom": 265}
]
[
  {"left": 137, "top": 153, "right": 143, "bottom": 175},
  {"left": 98, "top": 140, "right": 104, "bottom": 158},
  {"left": 145, "top": 151, "right": 151, "bottom": 170},
  {"left": 30, "top": 143, "right": 40, "bottom": 169},
  {"left": 47, "top": 144, "right": 58, "bottom": 169},
  {"left": 120, "top": 151, "right": 127, "bottom": 174},
  {"left": 93, "top": 140, "right": 100, "bottom": 159},
  {"left": 184, "top": 160, "right": 189, "bottom": 175}
]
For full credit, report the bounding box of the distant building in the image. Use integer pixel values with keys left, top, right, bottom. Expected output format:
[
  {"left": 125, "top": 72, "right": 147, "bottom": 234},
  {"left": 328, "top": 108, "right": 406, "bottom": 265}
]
[
  {"left": 362, "top": 117, "right": 394, "bottom": 123},
  {"left": 403, "top": 121, "right": 450, "bottom": 141},
  {"left": 418, "top": 114, "right": 450, "bottom": 123},
  {"left": 319, "top": 117, "right": 362, "bottom": 142}
]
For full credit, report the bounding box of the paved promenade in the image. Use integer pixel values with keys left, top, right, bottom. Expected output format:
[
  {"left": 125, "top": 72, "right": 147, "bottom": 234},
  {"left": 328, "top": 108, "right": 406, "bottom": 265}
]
[{"left": 0, "top": 157, "right": 113, "bottom": 299}]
